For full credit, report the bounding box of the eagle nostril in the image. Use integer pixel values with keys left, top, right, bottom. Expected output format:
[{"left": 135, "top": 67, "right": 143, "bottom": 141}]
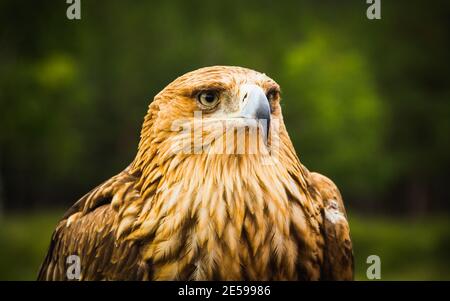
[{"left": 242, "top": 92, "right": 248, "bottom": 103}]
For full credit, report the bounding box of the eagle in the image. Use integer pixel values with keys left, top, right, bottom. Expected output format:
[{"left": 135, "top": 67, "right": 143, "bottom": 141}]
[{"left": 38, "top": 66, "right": 353, "bottom": 281}]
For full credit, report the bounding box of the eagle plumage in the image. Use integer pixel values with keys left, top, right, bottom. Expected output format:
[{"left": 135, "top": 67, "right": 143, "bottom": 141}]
[{"left": 38, "top": 66, "right": 353, "bottom": 280}]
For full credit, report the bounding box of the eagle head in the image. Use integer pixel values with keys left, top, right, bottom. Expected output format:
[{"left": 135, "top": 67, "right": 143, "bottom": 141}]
[{"left": 133, "top": 66, "right": 295, "bottom": 165}]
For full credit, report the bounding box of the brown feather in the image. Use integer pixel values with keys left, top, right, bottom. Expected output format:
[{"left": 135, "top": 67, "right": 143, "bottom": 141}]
[{"left": 38, "top": 66, "right": 353, "bottom": 281}]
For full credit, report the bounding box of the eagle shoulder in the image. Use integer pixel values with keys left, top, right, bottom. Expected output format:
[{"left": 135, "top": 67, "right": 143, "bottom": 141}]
[
  {"left": 310, "top": 172, "right": 354, "bottom": 280},
  {"left": 38, "top": 170, "right": 149, "bottom": 280}
]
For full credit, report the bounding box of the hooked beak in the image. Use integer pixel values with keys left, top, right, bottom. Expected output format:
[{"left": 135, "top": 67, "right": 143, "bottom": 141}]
[{"left": 239, "top": 84, "right": 271, "bottom": 143}]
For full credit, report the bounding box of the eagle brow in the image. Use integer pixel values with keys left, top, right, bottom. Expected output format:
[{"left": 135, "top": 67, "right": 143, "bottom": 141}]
[
  {"left": 266, "top": 84, "right": 281, "bottom": 94},
  {"left": 188, "top": 84, "right": 227, "bottom": 98}
]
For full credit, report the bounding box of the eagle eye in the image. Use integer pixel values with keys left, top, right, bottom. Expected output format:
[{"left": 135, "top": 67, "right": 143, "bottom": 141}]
[
  {"left": 197, "top": 90, "right": 220, "bottom": 108},
  {"left": 266, "top": 88, "right": 280, "bottom": 102}
]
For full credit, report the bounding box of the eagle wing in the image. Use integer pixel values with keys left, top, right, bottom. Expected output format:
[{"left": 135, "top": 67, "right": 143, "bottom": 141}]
[
  {"left": 311, "top": 172, "right": 354, "bottom": 280},
  {"left": 37, "top": 170, "right": 150, "bottom": 281}
]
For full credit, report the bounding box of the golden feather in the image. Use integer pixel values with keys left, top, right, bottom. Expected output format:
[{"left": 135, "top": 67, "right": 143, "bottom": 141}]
[{"left": 38, "top": 66, "right": 353, "bottom": 281}]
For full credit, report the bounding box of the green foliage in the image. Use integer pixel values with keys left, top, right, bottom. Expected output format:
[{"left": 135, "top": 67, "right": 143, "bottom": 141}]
[
  {"left": 282, "top": 34, "right": 389, "bottom": 196},
  {"left": 350, "top": 215, "right": 450, "bottom": 280},
  {"left": 0, "top": 211, "right": 62, "bottom": 280}
]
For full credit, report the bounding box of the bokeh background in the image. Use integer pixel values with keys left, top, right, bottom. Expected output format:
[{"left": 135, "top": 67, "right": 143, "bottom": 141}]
[{"left": 0, "top": 0, "right": 449, "bottom": 280}]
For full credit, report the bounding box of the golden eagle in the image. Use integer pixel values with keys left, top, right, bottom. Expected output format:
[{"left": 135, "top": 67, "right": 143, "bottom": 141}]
[{"left": 38, "top": 66, "right": 353, "bottom": 280}]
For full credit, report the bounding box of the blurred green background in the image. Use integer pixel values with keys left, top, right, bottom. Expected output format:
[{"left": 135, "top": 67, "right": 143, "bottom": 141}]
[{"left": 0, "top": 0, "right": 449, "bottom": 280}]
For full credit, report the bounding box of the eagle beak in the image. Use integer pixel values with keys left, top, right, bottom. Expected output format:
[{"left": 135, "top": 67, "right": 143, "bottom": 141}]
[{"left": 239, "top": 84, "right": 271, "bottom": 143}]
